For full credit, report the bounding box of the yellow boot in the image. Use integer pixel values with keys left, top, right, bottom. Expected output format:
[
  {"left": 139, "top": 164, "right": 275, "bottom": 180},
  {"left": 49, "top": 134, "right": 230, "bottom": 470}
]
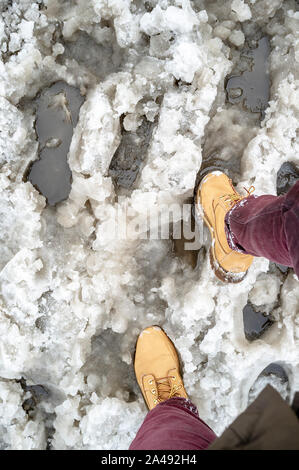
[
  {"left": 134, "top": 326, "right": 188, "bottom": 410},
  {"left": 195, "top": 171, "right": 254, "bottom": 283}
]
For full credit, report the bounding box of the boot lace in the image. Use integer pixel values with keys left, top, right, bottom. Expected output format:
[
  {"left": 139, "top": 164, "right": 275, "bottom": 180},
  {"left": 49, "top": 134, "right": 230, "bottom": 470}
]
[
  {"left": 219, "top": 185, "right": 255, "bottom": 210},
  {"left": 150, "top": 375, "right": 182, "bottom": 404}
]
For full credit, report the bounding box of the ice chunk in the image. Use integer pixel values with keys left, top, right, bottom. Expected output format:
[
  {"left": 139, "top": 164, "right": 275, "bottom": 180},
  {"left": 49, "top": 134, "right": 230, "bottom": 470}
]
[
  {"left": 229, "top": 30, "right": 245, "bottom": 47},
  {"left": 140, "top": 4, "right": 199, "bottom": 36},
  {"left": 249, "top": 274, "right": 281, "bottom": 307}
]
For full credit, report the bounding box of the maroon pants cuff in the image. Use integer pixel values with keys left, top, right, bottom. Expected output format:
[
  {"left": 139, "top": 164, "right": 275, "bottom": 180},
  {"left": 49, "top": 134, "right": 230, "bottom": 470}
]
[
  {"left": 225, "top": 181, "right": 299, "bottom": 276},
  {"left": 129, "top": 397, "right": 217, "bottom": 450}
]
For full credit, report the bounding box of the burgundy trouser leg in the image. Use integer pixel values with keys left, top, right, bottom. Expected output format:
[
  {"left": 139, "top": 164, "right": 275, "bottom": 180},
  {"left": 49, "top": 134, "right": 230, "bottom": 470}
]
[
  {"left": 129, "top": 398, "right": 217, "bottom": 450},
  {"left": 225, "top": 181, "right": 299, "bottom": 277}
]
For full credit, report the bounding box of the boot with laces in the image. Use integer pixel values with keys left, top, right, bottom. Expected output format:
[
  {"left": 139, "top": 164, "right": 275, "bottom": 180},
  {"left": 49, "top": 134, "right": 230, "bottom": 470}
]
[
  {"left": 195, "top": 171, "right": 254, "bottom": 283},
  {"left": 134, "top": 326, "right": 188, "bottom": 410}
]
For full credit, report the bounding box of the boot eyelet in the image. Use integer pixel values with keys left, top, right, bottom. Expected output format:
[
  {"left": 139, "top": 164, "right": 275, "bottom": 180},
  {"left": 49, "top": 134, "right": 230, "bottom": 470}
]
[
  {"left": 152, "top": 389, "right": 156, "bottom": 394},
  {"left": 154, "top": 399, "right": 158, "bottom": 404},
  {"left": 148, "top": 380, "right": 153, "bottom": 385},
  {"left": 172, "top": 377, "right": 176, "bottom": 381}
]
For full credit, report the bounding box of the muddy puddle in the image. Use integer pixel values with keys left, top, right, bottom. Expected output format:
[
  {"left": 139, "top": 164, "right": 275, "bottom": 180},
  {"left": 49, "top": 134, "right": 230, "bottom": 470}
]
[
  {"left": 109, "top": 117, "right": 155, "bottom": 189},
  {"left": 249, "top": 362, "right": 290, "bottom": 403},
  {"left": 26, "top": 81, "right": 85, "bottom": 206},
  {"left": 196, "top": 36, "right": 270, "bottom": 189},
  {"left": 81, "top": 329, "right": 139, "bottom": 402},
  {"left": 226, "top": 36, "right": 270, "bottom": 116},
  {"left": 276, "top": 161, "right": 299, "bottom": 196}
]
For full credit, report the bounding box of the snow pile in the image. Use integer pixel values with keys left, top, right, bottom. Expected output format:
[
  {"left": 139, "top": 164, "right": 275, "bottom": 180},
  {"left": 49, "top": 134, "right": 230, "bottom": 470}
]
[
  {"left": 249, "top": 273, "right": 280, "bottom": 309},
  {"left": 0, "top": 0, "right": 298, "bottom": 449}
]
